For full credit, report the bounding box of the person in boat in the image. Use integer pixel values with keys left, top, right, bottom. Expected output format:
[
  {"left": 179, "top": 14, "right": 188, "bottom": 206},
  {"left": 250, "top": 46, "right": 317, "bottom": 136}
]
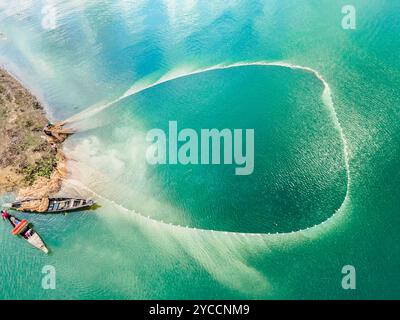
[
  {"left": 22, "top": 228, "right": 32, "bottom": 239},
  {"left": 1, "top": 210, "right": 31, "bottom": 239}
]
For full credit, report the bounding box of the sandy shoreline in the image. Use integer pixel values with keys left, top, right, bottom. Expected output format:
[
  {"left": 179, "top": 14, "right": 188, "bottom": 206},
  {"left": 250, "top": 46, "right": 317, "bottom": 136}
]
[{"left": 0, "top": 67, "right": 70, "bottom": 198}]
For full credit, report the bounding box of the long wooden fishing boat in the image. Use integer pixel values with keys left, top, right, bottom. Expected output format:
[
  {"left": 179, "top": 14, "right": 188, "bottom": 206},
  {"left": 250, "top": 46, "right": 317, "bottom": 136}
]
[
  {"left": 6, "top": 197, "right": 96, "bottom": 213},
  {"left": 1, "top": 211, "right": 49, "bottom": 254}
]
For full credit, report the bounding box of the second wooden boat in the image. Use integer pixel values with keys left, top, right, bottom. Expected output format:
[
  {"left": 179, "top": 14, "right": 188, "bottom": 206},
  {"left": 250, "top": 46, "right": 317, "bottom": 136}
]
[{"left": 1, "top": 210, "right": 49, "bottom": 254}]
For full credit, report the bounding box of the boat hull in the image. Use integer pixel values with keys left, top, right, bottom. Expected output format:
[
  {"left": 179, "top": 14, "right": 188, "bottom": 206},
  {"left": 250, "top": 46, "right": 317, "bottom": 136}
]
[
  {"left": 26, "top": 232, "right": 49, "bottom": 254},
  {"left": 2, "top": 213, "right": 49, "bottom": 254},
  {"left": 10, "top": 198, "right": 96, "bottom": 213}
]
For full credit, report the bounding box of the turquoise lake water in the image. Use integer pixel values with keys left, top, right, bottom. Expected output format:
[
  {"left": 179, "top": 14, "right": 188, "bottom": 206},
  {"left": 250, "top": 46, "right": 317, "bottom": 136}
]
[{"left": 0, "top": 0, "right": 399, "bottom": 299}]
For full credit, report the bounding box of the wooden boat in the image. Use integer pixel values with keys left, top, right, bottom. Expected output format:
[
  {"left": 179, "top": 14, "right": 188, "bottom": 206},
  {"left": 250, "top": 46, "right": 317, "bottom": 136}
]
[
  {"left": 7, "top": 197, "right": 96, "bottom": 213},
  {"left": 1, "top": 211, "right": 49, "bottom": 254}
]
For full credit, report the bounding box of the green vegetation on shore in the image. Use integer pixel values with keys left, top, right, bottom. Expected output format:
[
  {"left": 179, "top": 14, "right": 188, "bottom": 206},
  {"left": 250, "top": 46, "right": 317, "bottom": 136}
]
[{"left": 19, "top": 157, "right": 57, "bottom": 185}]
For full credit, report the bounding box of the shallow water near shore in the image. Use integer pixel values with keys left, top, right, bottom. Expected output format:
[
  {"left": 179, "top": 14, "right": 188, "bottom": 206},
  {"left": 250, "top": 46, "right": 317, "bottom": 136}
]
[{"left": 1, "top": 0, "right": 400, "bottom": 299}]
